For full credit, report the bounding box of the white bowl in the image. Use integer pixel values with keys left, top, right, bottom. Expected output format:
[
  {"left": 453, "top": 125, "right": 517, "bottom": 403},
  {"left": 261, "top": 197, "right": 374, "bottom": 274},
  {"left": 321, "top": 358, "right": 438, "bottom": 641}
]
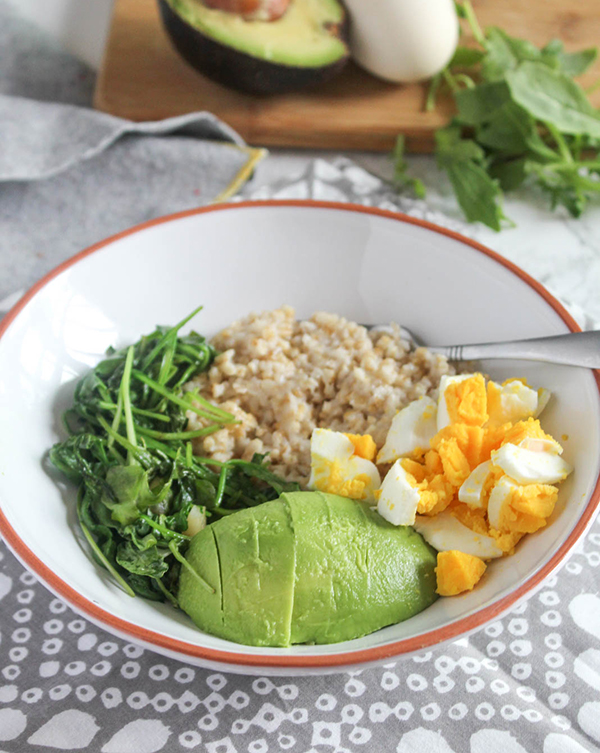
[{"left": 1, "top": 201, "right": 599, "bottom": 676}]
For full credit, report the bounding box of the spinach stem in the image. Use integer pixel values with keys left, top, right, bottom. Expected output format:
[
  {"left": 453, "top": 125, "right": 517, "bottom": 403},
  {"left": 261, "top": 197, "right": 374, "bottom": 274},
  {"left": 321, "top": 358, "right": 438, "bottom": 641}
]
[
  {"left": 76, "top": 499, "right": 135, "bottom": 598},
  {"left": 138, "top": 514, "right": 191, "bottom": 542},
  {"left": 140, "top": 304, "right": 204, "bottom": 371},
  {"left": 545, "top": 122, "right": 573, "bottom": 164},
  {"left": 108, "top": 389, "right": 123, "bottom": 450},
  {"left": 132, "top": 370, "right": 237, "bottom": 424},
  {"left": 154, "top": 578, "right": 178, "bottom": 607},
  {"left": 214, "top": 465, "right": 230, "bottom": 508},
  {"left": 120, "top": 346, "right": 138, "bottom": 463},
  {"left": 135, "top": 424, "right": 223, "bottom": 441},
  {"left": 461, "top": 0, "right": 486, "bottom": 48}
]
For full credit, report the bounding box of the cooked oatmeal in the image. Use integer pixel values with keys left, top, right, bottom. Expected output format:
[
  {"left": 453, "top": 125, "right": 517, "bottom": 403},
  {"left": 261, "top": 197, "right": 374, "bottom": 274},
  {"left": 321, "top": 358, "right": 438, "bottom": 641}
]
[{"left": 186, "top": 306, "right": 455, "bottom": 483}]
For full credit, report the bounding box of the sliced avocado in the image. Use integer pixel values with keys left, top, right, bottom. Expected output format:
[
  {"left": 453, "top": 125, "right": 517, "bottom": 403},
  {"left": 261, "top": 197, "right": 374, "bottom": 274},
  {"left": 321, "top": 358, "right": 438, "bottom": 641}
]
[
  {"left": 178, "top": 525, "right": 224, "bottom": 636},
  {"left": 284, "top": 492, "right": 439, "bottom": 644},
  {"left": 214, "top": 500, "right": 296, "bottom": 646},
  {"left": 158, "top": 0, "right": 349, "bottom": 94},
  {"left": 179, "top": 491, "right": 438, "bottom": 647}
]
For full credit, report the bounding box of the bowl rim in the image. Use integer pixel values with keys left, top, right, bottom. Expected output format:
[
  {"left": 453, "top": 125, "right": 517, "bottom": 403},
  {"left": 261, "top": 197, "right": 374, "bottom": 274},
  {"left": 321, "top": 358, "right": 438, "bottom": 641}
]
[{"left": 1, "top": 199, "right": 599, "bottom": 669}]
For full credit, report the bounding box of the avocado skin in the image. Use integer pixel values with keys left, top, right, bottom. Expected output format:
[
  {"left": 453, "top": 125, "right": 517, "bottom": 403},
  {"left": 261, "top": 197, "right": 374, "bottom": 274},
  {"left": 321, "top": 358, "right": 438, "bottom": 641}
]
[
  {"left": 158, "top": 0, "right": 349, "bottom": 95},
  {"left": 179, "top": 492, "right": 438, "bottom": 647}
]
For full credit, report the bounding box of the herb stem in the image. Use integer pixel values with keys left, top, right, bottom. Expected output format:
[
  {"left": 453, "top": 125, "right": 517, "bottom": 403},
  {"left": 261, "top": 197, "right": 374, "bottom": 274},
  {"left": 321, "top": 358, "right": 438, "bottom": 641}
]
[
  {"left": 135, "top": 424, "right": 223, "bottom": 441},
  {"left": 460, "top": 0, "right": 486, "bottom": 48},
  {"left": 138, "top": 514, "right": 191, "bottom": 542},
  {"left": 132, "top": 370, "right": 236, "bottom": 424},
  {"left": 545, "top": 122, "right": 573, "bottom": 164},
  {"left": 214, "top": 465, "right": 230, "bottom": 508},
  {"left": 120, "top": 346, "right": 138, "bottom": 463}
]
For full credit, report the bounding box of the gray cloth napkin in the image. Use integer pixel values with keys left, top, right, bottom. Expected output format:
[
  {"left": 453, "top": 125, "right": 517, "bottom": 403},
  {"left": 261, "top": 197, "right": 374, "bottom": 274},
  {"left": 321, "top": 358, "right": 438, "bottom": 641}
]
[{"left": 0, "top": 1, "right": 264, "bottom": 303}]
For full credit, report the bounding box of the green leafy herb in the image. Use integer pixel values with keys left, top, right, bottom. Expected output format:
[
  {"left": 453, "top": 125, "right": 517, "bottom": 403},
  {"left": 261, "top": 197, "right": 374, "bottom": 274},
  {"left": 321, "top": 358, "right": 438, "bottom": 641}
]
[
  {"left": 50, "top": 308, "right": 299, "bottom": 603},
  {"left": 397, "top": 1, "right": 600, "bottom": 230},
  {"left": 393, "top": 136, "right": 426, "bottom": 198}
]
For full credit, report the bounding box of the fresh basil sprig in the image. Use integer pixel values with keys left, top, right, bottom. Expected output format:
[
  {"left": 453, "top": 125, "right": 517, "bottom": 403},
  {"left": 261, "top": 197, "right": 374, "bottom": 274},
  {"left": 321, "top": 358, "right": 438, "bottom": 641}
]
[
  {"left": 50, "top": 307, "right": 299, "bottom": 603},
  {"left": 394, "top": 1, "right": 600, "bottom": 230}
]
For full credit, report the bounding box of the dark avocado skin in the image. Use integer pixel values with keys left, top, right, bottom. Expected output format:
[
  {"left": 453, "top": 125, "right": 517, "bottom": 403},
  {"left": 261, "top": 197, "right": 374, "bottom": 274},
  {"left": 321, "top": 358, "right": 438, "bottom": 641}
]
[{"left": 158, "top": 0, "right": 349, "bottom": 95}]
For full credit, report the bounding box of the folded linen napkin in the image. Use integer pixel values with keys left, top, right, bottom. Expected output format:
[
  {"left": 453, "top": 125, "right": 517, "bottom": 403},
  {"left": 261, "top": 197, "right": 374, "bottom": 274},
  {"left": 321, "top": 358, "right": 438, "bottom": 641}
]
[{"left": 0, "top": 2, "right": 264, "bottom": 303}]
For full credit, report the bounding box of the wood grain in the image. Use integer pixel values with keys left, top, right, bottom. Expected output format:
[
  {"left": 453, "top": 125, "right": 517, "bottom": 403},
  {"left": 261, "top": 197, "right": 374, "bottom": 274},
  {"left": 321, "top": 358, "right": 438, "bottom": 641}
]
[{"left": 94, "top": 0, "right": 600, "bottom": 151}]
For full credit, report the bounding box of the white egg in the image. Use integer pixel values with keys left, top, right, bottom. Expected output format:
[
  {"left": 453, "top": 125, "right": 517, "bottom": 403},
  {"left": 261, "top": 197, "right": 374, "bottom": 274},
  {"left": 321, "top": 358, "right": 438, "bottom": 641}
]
[
  {"left": 487, "top": 475, "right": 519, "bottom": 530},
  {"left": 458, "top": 460, "right": 493, "bottom": 508},
  {"left": 413, "top": 512, "right": 504, "bottom": 559},
  {"left": 377, "top": 459, "right": 421, "bottom": 526},
  {"left": 308, "top": 428, "right": 381, "bottom": 502},
  {"left": 344, "top": 0, "right": 459, "bottom": 83},
  {"left": 377, "top": 396, "right": 437, "bottom": 464},
  {"left": 436, "top": 373, "right": 478, "bottom": 431},
  {"left": 487, "top": 380, "right": 539, "bottom": 423},
  {"left": 491, "top": 443, "right": 572, "bottom": 485}
]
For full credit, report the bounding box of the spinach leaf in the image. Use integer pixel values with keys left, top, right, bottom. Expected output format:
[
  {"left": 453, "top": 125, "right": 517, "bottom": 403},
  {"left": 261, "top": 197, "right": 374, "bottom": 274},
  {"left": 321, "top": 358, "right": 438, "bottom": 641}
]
[
  {"left": 436, "top": 126, "right": 506, "bottom": 231},
  {"left": 481, "top": 27, "right": 544, "bottom": 81},
  {"left": 542, "top": 40, "right": 598, "bottom": 77},
  {"left": 455, "top": 81, "right": 511, "bottom": 125},
  {"left": 50, "top": 308, "right": 299, "bottom": 604},
  {"left": 395, "top": 1, "right": 600, "bottom": 229},
  {"left": 506, "top": 62, "right": 600, "bottom": 137}
]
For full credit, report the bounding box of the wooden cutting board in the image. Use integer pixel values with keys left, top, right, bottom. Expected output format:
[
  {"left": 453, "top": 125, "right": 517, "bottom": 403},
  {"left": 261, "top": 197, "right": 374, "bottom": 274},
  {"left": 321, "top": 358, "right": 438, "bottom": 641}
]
[{"left": 94, "top": 0, "right": 600, "bottom": 152}]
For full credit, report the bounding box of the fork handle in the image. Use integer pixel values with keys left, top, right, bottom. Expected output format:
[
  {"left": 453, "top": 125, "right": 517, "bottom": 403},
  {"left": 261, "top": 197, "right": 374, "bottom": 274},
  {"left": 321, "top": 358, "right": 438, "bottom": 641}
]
[{"left": 428, "top": 331, "right": 600, "bottom": 368}]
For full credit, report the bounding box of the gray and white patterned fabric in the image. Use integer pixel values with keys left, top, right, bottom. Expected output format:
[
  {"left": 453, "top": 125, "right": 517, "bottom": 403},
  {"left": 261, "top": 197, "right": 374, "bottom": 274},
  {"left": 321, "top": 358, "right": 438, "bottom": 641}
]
[
  {"left": 2, "top": 159, "right": 600, "bottom": 753},
  {"left": 2, "top": 2, "right": 600, "bottom": 750}
]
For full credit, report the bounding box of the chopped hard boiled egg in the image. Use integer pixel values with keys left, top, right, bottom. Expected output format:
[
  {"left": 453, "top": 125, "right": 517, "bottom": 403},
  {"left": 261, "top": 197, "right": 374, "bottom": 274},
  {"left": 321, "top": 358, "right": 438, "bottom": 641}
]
[
  {"left": 458, "top": 460, "right": 494, "bottom": 508},
  {"left": 413, "top": 512, "right": 504, "bottom": 559},
  {"left": 487, "top": 379, "right": 540, "bottom": 424},
  {"left": 488, "top": 475, "right": 558, "bottom": 533},
  {"left": 308, "top": 428, "right": 381, "bottom": 502},
  {"left": 377, "top": 459, "right": 421, "bottom": 526},
  {"left": 491, "top": 443, "right": 572, "bottom": 485},
  {"left": 436, "top": 550, "right": 487, "bottom": 596},
  {"left": 377, "top": 396, "right": 438, "bottom": 464},
  {"left": 437, "top": 373, "right": 485, "bottom": 431}
]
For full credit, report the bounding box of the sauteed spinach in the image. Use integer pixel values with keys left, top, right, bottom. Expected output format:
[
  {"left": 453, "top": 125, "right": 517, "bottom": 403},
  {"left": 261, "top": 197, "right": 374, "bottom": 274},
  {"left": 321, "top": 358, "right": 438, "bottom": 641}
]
[{"left": 50, "top": 306, "right": 298, "bottom": 603}]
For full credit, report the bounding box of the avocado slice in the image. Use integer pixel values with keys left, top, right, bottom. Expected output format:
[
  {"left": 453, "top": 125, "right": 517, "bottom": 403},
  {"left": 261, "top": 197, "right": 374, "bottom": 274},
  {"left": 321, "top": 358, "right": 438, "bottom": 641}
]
[
  {"left": 179, "top": 499, "right": 296, "bottom": 646},
  {"left": 179, "top": 492, "right": 438, "bottom": 647},
  {"left": 284, "top": 492, "right": 439, "bottom": 644},
  {"left": 158, "top": 0, "right": 350, "bottom": 94}
]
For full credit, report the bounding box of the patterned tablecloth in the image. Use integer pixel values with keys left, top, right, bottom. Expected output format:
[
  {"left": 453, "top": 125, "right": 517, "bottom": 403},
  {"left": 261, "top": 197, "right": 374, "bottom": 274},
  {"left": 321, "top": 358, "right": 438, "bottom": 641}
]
[
  {"left": 1, "top": 158, "right": 600, "bottom": 753},
  {"left": 2, "top": 1, "right": 600, "bottom": 749}
]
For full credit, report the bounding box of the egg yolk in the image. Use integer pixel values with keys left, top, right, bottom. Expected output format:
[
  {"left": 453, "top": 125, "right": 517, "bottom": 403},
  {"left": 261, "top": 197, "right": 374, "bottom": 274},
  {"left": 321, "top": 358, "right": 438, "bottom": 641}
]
[
  {"left": 313, "top": 458, "right": 373, "bottom": 500},
  {"left": 436, "top": 550, "right": 487, "bottom": 596},
  {"left": 344, "top": 433, "right": 377, "bottom": 461},
  {"left": 445, "top": 374, "right": 489, "bottom": 426}
]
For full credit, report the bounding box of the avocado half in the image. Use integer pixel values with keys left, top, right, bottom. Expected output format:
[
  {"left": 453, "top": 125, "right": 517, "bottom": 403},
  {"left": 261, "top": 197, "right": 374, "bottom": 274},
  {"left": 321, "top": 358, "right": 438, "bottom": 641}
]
[{"left": 158, "top": 0, "right": 350, "bottom": 94}]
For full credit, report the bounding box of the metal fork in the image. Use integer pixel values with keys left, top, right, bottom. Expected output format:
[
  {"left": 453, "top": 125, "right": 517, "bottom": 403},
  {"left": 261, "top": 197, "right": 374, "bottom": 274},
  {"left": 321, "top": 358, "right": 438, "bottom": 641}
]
[{"left": 370, "top": 325, "right": 600, "bottom": 369}]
